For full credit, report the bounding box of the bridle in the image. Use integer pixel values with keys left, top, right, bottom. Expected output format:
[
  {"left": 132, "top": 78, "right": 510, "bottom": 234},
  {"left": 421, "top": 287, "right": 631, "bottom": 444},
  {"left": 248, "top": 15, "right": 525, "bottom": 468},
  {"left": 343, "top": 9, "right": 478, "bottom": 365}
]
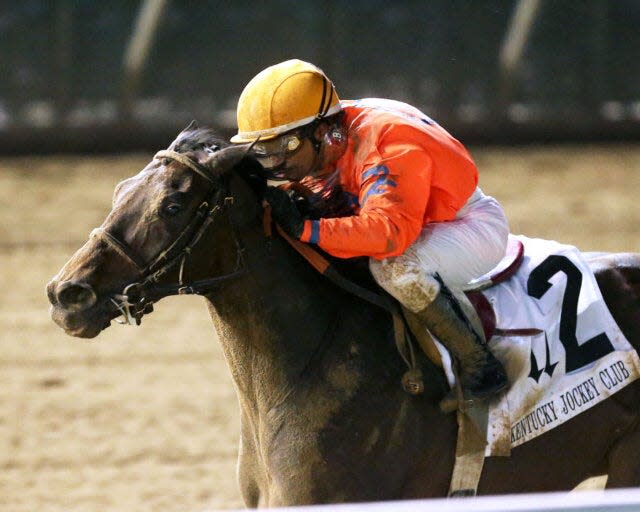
[{"left": 90, "top": 149, "right": 247, "bottom": 325}]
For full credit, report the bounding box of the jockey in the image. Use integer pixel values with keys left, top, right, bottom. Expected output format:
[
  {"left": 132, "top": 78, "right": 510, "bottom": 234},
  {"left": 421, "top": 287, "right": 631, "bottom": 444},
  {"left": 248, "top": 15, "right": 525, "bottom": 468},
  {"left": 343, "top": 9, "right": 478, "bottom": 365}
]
[{"left": 230, "top": 59, "right": 510, "bottom": 407}]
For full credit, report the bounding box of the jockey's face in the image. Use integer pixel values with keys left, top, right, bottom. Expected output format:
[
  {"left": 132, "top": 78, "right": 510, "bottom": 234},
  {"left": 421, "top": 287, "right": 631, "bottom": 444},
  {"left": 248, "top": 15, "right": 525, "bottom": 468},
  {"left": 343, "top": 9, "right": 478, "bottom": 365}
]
[
  {"left": 252, "top": 122, "right": 344, "bottom": 182},
  {"left": 279, "top": 123, "right": 346, "bottom": 181},
  {"left": 251, "top": 128, "right": 318, "bottom": 181},
  {"left": 252, "top": 131, "right": 306, "bottom": 170},
  {"left": 279, "top": 137, "right": 321, "bottom": 181}
]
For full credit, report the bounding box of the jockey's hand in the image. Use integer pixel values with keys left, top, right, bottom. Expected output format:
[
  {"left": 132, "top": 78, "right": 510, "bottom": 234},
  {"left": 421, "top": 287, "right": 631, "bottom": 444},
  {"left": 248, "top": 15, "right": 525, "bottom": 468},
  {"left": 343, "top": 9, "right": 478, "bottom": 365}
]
[{"left": 264, "top": 186, "right": 305, "bottom": 239}]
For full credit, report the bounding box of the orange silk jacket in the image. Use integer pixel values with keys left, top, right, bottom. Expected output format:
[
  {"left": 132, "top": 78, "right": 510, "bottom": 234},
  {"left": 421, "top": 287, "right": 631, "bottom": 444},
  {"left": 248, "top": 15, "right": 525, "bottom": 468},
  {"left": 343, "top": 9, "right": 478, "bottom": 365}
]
[{"left": 299, "top": 98, "right": 478, "bottom": 259}]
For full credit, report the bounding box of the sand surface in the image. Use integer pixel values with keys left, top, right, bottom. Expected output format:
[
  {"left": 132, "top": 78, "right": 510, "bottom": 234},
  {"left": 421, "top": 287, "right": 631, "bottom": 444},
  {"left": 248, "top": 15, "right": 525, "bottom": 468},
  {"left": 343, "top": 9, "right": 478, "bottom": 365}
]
[{"left": 1, "top": 145, "right": 638, "bottom": 511}]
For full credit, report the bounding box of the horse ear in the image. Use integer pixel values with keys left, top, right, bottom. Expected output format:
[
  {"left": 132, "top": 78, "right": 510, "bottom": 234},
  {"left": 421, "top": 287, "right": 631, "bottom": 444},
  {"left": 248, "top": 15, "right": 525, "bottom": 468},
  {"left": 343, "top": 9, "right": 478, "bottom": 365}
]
[{"left": 204, "top": 144, "right": 252, "bottom": 175}]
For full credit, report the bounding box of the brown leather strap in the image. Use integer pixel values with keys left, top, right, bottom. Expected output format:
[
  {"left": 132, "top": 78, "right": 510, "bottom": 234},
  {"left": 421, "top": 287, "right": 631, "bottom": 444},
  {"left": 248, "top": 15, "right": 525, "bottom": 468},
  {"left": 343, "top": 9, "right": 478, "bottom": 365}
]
[
  {"left": 262, "top": 203, "right": 329, "bottom": 273},
  {"left": 155, "top": 150, "right": 215, "bottom": 185},
  {"left": 274, "top": 223, "right": 330, "bottom": 274},
  {"left": 264, "top": 206, "right": 389, "bottom": 309},
  {"left": 262, "top": 201, "right": 273, "bottom": 238},
  {"left": 90, "top": 227, "right": 145, "bottom": 273}
]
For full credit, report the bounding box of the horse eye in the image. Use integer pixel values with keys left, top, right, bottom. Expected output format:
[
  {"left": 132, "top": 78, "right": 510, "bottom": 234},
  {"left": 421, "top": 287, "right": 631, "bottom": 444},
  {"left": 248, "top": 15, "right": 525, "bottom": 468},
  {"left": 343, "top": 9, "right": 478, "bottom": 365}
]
[{"left": 163, "top": 203, "right": 182, "bottom": 216}]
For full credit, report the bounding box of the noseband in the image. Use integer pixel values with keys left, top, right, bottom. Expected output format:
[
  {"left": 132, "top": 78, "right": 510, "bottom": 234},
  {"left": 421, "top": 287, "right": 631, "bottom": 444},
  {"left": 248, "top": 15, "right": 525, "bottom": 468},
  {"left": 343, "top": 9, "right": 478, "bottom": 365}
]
[{"left": 91, "top": 149, "right": 246, "bottom": 325}]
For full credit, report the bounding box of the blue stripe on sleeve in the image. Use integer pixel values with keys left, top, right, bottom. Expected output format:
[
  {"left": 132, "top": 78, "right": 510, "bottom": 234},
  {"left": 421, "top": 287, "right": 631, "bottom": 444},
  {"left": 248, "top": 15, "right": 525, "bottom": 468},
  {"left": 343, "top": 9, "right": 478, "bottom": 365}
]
[
  {"left": 309, "top": 220, "right": 321, "bottom": 244},
  {"left": 360, "top": 165, "right": 397, "bottom": 206}
]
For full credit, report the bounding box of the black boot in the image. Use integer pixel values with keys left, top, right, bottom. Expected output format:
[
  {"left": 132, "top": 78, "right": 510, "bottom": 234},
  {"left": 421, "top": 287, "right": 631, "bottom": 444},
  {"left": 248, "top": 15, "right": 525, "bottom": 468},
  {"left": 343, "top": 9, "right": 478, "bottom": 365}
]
[{"left": 414, "top": 283, "right": 508, "bottom": 408}]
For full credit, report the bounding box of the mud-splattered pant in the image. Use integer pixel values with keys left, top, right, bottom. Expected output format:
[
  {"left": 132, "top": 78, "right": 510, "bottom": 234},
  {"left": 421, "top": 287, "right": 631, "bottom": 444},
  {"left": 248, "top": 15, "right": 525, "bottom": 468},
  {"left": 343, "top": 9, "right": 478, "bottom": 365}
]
[{"left": 369, "top": 187, "right": 509, "bottom": 313}]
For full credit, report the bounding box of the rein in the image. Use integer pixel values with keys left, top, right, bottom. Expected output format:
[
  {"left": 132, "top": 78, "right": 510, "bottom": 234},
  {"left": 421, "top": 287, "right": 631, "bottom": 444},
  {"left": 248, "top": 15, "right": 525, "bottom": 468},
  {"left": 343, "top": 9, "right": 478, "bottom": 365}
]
[{"left": 93, "top": 149, "right": 247, "bottom": 325}]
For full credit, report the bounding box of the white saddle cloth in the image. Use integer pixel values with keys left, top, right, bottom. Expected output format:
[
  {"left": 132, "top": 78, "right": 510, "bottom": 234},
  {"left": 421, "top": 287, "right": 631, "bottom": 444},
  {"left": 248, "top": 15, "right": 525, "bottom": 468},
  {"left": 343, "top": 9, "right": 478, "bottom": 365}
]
[{"left": 437, "top": 235, "right": 640, "bottom": 456}]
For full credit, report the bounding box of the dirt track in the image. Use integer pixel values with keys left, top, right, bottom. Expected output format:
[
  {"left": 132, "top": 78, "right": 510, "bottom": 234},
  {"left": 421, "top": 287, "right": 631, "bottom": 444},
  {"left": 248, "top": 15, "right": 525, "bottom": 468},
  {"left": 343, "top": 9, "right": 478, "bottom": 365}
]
[{"left": 1, "top": 145, "right": 639, "bottom": 511}]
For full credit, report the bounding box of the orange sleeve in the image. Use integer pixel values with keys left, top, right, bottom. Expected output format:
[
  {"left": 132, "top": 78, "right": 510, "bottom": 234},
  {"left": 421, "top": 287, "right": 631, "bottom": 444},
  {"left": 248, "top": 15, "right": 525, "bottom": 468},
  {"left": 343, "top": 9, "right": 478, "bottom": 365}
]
[{"left": 300, "top": 142, "right": 432, "bottom": 259}]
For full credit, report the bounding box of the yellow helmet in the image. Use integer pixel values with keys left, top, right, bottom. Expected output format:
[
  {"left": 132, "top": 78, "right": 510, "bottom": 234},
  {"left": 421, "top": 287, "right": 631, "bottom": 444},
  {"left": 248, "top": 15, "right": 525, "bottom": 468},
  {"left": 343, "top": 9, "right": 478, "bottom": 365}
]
[{"left": 231, "top": 59, "right": 341, "bottom": 143}]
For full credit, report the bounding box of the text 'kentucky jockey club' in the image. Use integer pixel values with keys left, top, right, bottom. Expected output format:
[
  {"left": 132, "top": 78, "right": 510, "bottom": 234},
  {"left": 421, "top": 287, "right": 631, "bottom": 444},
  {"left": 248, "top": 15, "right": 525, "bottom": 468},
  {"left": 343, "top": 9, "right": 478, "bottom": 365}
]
[{"left": 511, "top": 359, "right": 632, "bottom": 443}]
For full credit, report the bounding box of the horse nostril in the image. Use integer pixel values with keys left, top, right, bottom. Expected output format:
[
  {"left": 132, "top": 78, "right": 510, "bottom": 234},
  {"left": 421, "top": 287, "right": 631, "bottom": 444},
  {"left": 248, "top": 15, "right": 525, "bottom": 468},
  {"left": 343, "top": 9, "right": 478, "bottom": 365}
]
[{"left": 56, "top": 281, "right": 97, "bottom": 311}]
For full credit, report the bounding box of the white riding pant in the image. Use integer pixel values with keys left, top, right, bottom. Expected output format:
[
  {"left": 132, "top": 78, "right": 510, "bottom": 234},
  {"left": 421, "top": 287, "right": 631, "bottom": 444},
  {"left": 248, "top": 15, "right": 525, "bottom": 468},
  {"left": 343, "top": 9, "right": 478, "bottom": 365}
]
[{"left": 369, "top": 187, "right": 509, "bottom": 313}]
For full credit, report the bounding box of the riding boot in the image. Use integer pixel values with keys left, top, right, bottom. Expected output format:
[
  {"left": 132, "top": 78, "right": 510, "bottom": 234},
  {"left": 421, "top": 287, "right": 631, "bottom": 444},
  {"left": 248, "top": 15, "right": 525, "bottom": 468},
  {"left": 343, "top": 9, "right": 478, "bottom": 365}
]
[{"left": 413, "top": 283, "right": 508, "bottom": 409}]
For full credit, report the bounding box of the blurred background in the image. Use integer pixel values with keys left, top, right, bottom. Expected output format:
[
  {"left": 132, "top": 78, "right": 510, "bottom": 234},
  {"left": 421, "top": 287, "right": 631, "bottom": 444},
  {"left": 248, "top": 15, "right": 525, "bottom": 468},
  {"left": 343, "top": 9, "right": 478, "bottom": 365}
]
[
  {"left": 2, "top": 0, "right": 640, "bottom": 153},
  {"left": 1, "top": 1, "right": 639, "bottom": 511}
]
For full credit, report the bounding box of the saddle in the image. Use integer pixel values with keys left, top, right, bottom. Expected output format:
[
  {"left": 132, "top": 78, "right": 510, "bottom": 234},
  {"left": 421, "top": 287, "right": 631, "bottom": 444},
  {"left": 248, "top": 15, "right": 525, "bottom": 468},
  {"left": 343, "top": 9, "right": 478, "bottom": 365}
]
[{"left": 463, "top": 236, "right": 525, "bottom": 342}]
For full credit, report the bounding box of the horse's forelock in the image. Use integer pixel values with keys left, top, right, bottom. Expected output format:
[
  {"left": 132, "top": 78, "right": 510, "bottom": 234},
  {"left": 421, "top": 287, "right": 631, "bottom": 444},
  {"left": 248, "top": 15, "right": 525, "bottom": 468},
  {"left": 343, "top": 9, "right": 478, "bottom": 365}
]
[
  {"left": 165, "top": 126, "right": 264, "bottom": 189},
  {"left": 169, "top": 126, "right": 228, "bottom": 154}
]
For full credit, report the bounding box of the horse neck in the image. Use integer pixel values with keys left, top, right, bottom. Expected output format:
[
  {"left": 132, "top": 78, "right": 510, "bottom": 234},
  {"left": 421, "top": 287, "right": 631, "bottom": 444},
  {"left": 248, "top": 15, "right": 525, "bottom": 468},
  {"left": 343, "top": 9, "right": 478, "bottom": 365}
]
[
  {"left": 203, "top": 179, "right": 343, "bottom": 413},
  {"left": 201, "top": 175, "right": 447, "bottom": 422}
]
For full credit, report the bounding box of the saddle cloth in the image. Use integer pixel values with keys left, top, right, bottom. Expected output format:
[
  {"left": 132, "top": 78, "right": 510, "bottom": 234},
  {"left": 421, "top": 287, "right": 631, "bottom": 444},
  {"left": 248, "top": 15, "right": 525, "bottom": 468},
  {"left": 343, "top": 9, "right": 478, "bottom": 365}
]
[{"left": 435, "top": 235, "right": 640, "bottom": 456}]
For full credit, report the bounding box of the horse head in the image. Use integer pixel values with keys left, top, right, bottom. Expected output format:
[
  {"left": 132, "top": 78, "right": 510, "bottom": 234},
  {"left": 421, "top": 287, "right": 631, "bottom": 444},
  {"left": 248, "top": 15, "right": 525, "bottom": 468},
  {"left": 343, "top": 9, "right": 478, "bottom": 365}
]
[{"left": 47, "top": 126, "right": 254, "bottom": 338}]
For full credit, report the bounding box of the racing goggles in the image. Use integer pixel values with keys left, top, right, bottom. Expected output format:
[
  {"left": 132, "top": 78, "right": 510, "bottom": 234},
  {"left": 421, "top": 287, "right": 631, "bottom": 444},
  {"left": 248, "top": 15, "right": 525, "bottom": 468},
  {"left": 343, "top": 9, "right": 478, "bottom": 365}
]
[{"left": 251, "top": 132, "right": 305, "bottom": 169}]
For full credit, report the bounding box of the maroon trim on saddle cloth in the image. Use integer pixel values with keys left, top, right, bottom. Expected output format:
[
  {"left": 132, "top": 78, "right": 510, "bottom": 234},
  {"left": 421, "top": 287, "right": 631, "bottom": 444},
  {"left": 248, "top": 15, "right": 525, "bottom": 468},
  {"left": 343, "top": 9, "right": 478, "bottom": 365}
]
[
  {"left": 465, "top": 291, "right": 497, "bottom": 341},
  {"left": 464, "top": 239, "right": 542, "bottom": 340},
  {"left": 490, "top": 238, "right": 525, "bottom": 286}
]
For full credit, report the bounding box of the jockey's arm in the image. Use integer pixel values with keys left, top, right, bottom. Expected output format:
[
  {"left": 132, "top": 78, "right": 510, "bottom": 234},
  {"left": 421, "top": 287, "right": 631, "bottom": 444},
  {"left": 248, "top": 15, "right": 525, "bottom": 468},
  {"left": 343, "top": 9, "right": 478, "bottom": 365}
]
[{"left": 299, "top": 144, "right": 432, "bottom": 259}]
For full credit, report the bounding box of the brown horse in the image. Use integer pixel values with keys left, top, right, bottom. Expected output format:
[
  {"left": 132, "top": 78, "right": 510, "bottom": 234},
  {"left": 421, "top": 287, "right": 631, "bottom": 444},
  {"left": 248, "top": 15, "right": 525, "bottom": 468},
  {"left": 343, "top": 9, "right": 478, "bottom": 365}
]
[{"left": 47, "top": 127, "right": 640, "bottom": 507}]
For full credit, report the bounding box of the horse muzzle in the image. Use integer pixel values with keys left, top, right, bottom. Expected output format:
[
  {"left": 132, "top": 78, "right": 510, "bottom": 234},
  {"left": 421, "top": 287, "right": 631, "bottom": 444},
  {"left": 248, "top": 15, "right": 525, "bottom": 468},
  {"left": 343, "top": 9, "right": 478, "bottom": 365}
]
[{"left": 47, "top": 279, "right": 112, "bottom": 338}]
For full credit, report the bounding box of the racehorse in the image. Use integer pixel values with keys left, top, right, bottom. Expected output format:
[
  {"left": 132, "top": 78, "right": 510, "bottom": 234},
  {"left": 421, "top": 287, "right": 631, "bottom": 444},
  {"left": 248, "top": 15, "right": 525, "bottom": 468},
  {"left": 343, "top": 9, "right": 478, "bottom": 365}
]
[{"left": 47, "top": 126, "right": 640, "bottom": 507}]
